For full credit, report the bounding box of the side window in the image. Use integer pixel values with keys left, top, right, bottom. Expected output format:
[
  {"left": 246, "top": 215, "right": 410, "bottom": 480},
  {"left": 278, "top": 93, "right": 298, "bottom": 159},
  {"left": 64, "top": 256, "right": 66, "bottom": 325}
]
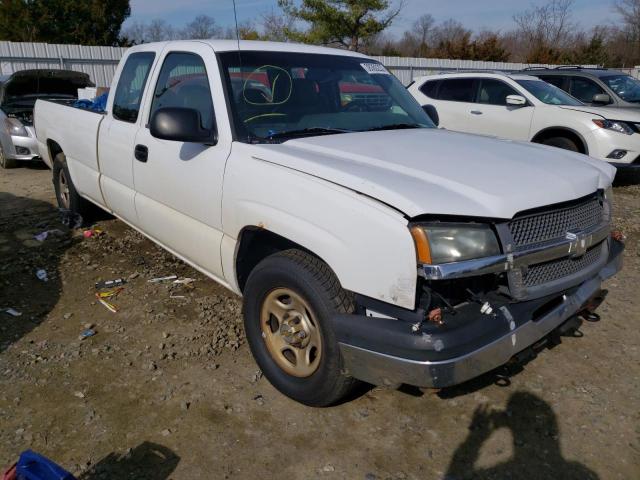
[
  {"left": 570, "top": 77, "right": 605, "bottom": 103},
  {"left": 112, "top": 52, "right": 155, "bottom": 123},
  {"left": 540, "top": 76, "right": 568, "bottom": 91},
  {"left": 150, "top": 52, "right": 214, "bottom": 131},
  {"left": 477, "top": 79, "right": 519, "bottom": 105},
  {"left": 419, "top": 80, "right": 439, "bottom": 99},
  {"left": 438, "top": 78, "right": 476, "bottom": 102}
]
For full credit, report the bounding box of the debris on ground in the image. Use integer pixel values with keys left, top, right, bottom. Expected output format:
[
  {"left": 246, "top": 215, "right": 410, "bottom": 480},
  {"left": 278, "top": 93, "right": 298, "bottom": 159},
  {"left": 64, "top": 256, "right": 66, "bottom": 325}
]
[
  {"left": 33, "top": 229, "right": 63, "bottom": 242},
  {"left": 95, "top": 278, "right": 126, "bottom": 289},
  {"left": 2, "top": 308, "right": 22, "bottom": 317},
  {"left": 148, "top": 275, "right": 178, "bottom": 283},
  {"left": 79, "top": 328, "right": 96, "bottom": 340},
  {"left": 59, "top": 208, "right": 83, "bottom": 228},
  {"left": 173, "top": 277, "right": 195, "bottom": 285},
  {"left": 82, "top": 228, "right": 103, "bottom": 239},
  {"left": 35, "top": 269, "right": 48, "bottom": 282}
]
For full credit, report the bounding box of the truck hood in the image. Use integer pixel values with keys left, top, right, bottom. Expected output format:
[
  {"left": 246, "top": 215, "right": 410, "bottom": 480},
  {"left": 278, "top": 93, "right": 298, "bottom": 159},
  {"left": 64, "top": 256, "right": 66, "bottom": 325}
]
[
  {"left": 251, "top": 129, "right": 615, "bottom": 219},
  {"left": 0, "top": 69, "right": 93, "bottom": 106},
  {"left": 560, "top": 105, "right": 640, "bottom": 122}
]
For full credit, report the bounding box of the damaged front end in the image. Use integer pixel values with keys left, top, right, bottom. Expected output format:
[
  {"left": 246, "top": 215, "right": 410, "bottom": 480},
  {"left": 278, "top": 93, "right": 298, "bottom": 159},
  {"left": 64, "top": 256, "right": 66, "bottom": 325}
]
[{"left": 334, "top": 189, "right": 624, "bottom": 389}]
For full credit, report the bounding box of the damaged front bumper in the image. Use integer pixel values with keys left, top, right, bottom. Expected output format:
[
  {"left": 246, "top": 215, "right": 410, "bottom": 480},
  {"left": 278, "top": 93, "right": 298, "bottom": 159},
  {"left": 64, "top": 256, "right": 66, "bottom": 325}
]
[{"left": 334, "top": 238, "right": 624, "bottom": 389}]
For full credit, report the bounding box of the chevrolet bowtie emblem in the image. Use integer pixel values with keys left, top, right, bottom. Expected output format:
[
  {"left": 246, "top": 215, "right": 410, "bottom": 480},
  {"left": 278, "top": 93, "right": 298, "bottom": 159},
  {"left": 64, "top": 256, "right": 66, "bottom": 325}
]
[{"left": 566, "top": 231, "right": 589, "bottom": 257}]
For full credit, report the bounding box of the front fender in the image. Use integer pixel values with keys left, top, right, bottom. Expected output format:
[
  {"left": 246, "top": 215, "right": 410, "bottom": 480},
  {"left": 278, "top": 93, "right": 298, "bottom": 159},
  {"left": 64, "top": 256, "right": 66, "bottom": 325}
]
[{"left": 222, "top": 147, "right": 418, "bottom": 310}]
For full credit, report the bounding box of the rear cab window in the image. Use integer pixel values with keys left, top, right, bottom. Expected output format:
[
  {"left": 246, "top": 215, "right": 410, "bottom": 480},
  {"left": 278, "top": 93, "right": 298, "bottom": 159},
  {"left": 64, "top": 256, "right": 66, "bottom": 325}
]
[{"left": 112, "top": 52, "right": 155, "bottom": 123}]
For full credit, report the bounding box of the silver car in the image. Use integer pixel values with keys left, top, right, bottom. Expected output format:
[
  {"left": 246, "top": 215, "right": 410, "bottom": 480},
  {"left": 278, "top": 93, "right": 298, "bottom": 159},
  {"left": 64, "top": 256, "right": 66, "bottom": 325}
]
[{"left": 0, "top": 69, "right": 93, "bottom": 168}]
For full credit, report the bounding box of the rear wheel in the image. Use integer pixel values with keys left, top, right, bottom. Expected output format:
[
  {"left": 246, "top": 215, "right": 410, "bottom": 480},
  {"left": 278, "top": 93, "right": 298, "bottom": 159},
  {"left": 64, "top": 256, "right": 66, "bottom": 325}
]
[
  {"left": 0, "top": 145, "right": 17, "bottom": 169},
  {"left": 243, "top": 249, "right": 359, "bottom": 406},
  {"left": 541, "top": 136, "right": 580, "bottom": 152},
  {"left": 52, "top": 152, "right": 95, "bottom": 221}
]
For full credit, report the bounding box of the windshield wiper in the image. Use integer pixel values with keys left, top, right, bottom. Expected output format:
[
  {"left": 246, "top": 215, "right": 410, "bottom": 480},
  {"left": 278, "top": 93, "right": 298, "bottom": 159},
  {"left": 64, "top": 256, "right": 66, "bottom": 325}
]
[
  {"left": 363, "top": 123, "right": 423, "bottom": 132},
  {"left": 265, "top": 127, "right": 352, "bottom": 141}
]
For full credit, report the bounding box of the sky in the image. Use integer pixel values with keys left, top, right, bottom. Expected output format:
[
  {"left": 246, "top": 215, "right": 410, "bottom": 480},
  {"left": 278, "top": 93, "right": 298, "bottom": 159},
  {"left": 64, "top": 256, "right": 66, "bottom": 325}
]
[{"left": 123, "top": 0, "right": 621, "bottom": 37}]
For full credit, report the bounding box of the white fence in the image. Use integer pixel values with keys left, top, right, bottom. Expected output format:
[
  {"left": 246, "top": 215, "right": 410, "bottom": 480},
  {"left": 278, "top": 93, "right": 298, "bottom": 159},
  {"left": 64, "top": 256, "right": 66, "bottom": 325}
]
[
  {"left": 1, "top": 40, "right": 638, "bottom": 87},
  {"left": 0, "top": 41, "right": 125, "bottom": 87}
]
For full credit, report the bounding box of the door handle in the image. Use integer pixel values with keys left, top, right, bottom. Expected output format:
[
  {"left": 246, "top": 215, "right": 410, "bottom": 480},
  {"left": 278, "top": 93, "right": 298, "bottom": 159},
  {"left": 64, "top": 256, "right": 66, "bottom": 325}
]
[
  {"left": 134, "top": 144, "right": 148, "bottom": 163},
  {"left": 470, "top": 110, "right": 483, "bottom": 115}
]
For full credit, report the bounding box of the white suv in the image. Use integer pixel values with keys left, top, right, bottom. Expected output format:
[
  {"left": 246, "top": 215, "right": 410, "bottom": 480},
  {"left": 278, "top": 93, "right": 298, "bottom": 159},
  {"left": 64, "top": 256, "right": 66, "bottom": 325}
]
[{"left": 408, "top": 72, "right": 640, "bottom": 175}]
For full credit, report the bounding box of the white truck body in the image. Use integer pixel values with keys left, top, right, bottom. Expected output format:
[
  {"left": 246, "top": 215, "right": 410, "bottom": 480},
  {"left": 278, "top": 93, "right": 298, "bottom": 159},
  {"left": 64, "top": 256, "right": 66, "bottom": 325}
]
[{"left": 34, "top": 40, "right": 623, "bottom": 404}]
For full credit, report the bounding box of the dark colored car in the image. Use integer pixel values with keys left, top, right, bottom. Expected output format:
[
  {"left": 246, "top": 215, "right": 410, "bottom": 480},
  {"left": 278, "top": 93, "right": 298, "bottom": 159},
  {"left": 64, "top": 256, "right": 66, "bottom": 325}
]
[{"left": 520, "top": 66, "right": 640, "bottom": 109}]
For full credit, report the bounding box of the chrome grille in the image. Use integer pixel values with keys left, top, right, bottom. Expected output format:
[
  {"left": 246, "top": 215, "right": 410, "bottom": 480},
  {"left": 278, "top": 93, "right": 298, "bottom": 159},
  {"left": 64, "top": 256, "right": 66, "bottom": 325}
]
[
  {"left": 509, "top": 195, "right": 603, "bottom": 249},
  {"left": 522, "top": 243, "right": 604, "bottom": 287}
]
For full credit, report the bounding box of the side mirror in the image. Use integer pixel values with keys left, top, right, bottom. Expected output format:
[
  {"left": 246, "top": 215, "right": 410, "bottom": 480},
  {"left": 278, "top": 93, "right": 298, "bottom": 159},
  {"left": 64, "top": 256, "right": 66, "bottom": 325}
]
[
  {"left": 506, "top": 95, "right": 527, "bottom": 107},
  {"left": 150, "top": 107, "right": 217, "bottom": 144},
  {"left": 422, "top": 104, "right": 439, "bottom": 126},
  {"left": 592, "top": 93, "right": 611, "bottom": 105}
]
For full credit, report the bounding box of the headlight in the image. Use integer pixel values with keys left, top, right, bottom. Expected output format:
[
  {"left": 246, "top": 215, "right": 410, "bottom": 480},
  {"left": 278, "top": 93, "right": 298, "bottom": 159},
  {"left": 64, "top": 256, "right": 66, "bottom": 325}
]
[
  {"left": 592, "top": 119, "right": 634, "bottom": 135},
  {"left": 4, "top": 117, "right": 28, "bottom": 137},
  {"left": 410, "top": 223, "right": 501, "bottom": 264}
]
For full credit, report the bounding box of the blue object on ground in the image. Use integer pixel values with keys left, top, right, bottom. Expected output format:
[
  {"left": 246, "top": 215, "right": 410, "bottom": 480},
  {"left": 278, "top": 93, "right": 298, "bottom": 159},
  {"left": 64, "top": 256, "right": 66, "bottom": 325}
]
[{"left": 15, "top": 450, "right": 76, "bottom": 480}]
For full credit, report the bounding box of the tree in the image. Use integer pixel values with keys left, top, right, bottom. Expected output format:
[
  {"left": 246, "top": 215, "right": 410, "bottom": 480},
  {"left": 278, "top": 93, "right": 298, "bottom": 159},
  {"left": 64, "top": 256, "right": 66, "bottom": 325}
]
[
  {"left": 0, "top": 0, "right": 131, "bottom": 46},
  {"left": 278, "top": 0, "right": 404, "bottom": 52},
  {"left": 470, "top": 32, "right": 510, "bottom": 62},
  {"left": 144, "top": 19, "right": 176, "bottom": 42},
  {"left": 513, "top": 0, "right": 575, "bottom": 61},
  {"left": 181, "top": 14, "right": 222, "bottom": 39},
  {"left": 261, "top": 8, "right": 295, "bottom": 41}
]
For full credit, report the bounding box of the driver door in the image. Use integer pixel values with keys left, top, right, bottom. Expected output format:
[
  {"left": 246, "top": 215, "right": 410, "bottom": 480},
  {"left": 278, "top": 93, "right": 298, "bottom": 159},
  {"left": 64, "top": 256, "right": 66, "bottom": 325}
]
[{"left": 133, "top": 43, "right": 232, "bottom": 281}]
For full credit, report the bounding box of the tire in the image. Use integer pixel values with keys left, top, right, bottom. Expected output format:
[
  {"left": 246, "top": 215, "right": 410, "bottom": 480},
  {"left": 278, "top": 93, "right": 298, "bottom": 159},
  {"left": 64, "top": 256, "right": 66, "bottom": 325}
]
[
  {"left": 0, "top": 145, "right": 17, "bottom": 169},
  {"left": 243, "top": 249, "right": 359, "bottom": 406},
  {"left": 541, "top": 136, "right": 580, "bottom": 152},
  {"left": 52, "top": 152, "right": 95, "bottom": 221}
]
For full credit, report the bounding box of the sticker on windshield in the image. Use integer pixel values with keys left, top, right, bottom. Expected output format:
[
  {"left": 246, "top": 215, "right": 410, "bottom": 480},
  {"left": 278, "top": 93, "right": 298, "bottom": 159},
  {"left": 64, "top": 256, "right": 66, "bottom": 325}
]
[{"left": 361, "top": 63, "right": 390, "bottom": 75}]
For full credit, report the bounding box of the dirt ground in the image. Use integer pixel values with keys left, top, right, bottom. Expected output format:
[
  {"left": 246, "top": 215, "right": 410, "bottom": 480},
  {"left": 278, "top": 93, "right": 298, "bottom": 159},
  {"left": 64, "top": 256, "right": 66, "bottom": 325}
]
[{"left": 0, "top": 163, "right": 638, "bottom": 480}]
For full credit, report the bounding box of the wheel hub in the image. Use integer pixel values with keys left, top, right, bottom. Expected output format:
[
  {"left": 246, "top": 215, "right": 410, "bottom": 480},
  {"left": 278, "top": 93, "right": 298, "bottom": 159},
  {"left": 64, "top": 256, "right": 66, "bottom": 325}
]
[
  {"left": 279, "top": 312, "right": 310, "bottom": 348},
  {"left": 260, "top": 288, "right": 322, "bottom": 378}
]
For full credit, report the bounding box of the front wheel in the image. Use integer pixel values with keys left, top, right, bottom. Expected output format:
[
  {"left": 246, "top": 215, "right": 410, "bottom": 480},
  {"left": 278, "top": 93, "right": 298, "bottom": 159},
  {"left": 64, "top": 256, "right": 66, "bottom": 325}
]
[
  {"left": 541, "top": 136, "right": 579, "bottom": 152},
  {"left": 243, "top": 249, "right": 359, "bottom": 406}
]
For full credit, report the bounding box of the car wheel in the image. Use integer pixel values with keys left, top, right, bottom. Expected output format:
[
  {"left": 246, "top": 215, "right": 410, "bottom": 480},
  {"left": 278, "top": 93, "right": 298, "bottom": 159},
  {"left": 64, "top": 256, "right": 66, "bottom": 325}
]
[
  {"left": 243, "top": 249, "right": 359, "bottom": 406},
  {"left": 0, "top": 145, "right": 16, "bottom": 168},
  {"left": 52, "top": 152, "right": 94, "bottom": 221},
  {"left": 541, "top": 136, "right": 580, "bottom": 152}
]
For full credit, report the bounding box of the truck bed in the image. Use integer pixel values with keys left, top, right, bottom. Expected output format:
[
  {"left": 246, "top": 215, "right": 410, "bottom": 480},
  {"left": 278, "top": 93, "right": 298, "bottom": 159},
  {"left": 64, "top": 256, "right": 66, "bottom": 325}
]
[{"left": 34, "top": 98, "right": 105, "bottom": 204}]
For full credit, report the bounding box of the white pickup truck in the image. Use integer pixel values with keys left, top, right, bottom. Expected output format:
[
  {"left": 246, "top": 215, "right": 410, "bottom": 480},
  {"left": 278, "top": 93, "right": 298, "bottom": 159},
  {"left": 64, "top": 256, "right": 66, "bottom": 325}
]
[{"left": 35, "top": 40, "right": 624, "bottom": 406}]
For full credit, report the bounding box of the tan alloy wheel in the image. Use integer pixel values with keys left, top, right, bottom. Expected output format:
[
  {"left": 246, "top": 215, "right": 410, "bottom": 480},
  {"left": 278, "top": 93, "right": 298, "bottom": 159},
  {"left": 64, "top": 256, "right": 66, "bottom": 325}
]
[
  {"left": 58, "top": 168, "right": 71, "bottom": 209},
  {"left": 260, "top": 288, "right": 323, "bottom": 377}
]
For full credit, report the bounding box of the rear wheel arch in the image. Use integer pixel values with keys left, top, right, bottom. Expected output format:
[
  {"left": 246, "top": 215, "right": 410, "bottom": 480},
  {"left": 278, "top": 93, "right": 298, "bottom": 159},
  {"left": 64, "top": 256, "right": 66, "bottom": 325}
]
[
  {"left": 47, "top": 139, "right": 64, "bottom": 160},
  {"left": 531, "top": 127, "right": 588, "bottom": 154}
]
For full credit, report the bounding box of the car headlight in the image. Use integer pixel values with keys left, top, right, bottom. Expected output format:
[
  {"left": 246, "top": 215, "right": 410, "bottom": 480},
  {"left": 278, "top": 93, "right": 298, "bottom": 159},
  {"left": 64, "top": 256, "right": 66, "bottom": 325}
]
[
  {"left": 592, "top": 119, "right": 634, "bottom": 135},
  {"left": 410, "top": 223, "right": 501, "bottom": 264},
  {"left": 4, "top": 117, "right": 28, "bottom": 137}
]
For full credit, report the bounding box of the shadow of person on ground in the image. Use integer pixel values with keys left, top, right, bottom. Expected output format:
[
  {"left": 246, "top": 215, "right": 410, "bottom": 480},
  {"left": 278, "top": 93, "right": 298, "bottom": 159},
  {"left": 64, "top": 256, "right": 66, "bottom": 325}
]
[
  {"left": 445, "top": 391, "right": 599, "bottom": 480},
  {"left": 78, "top": 442, "right": 179, "bottom": 480},
  {"left": 0, "top": 192, "right": 78, "bottom": 353}
]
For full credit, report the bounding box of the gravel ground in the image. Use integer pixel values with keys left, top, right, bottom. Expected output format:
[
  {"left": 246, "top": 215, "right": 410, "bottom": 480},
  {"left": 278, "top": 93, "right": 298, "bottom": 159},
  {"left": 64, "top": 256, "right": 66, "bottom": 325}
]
[{"left": 1, "top": 164, "right": 639, "bottom": 480}]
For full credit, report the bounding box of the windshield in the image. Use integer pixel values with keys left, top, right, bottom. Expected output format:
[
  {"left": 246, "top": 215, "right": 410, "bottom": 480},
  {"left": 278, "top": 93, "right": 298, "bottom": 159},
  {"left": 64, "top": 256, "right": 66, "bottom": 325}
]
[
  {"left": 218, "top": 51, "right": 435, "bottom": 143},
  {"left": 601, "top": 75, "right": 640, "bottom": 103},
  {"left": 516, "top": 79, "right": 583, "bottom": 106}
]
